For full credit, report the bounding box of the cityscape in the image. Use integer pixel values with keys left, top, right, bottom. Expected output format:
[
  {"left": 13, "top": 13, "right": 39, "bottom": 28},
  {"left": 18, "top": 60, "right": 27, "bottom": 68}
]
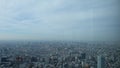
[
  {"left": 0, "top": 0, "right": 120, "bottom": 68},
  {"left": 0, "top": 41, "right": 120, "bottom": 68}
]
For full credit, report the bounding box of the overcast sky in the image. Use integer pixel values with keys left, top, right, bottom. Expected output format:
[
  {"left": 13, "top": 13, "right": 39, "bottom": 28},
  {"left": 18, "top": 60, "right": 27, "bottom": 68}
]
[{"left": 0, "top": 0, "right": 120, "bottom": 41}]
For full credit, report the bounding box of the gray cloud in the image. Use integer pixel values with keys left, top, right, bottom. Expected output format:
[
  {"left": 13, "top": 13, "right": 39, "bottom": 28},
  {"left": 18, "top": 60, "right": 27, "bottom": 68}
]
[{"left": 0, "top": 0, "right": 119, "bottom": 41}]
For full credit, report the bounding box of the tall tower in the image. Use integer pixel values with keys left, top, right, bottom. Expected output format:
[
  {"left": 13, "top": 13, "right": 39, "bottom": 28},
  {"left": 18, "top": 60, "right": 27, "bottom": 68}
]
[{"left": 97, "top": 55, "right": 105, "bottom": 68}]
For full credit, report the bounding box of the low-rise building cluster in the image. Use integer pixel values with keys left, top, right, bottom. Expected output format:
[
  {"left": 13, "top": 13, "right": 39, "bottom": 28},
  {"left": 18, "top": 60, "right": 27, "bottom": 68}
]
[{"left": 0, "top": 41, "right": 119, "bottom": 68}]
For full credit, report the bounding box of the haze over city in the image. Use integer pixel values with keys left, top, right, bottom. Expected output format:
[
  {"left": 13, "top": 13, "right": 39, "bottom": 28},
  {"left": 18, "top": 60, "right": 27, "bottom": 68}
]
[
  {"left": 0, "top": 0, "right": 120, "bottom": 41},
  {"left": 0, "top": 0, "right": 120, "bottom": 68}
]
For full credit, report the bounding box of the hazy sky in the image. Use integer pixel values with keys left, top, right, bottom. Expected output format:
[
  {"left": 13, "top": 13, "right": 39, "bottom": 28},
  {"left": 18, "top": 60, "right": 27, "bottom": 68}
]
[{"left": 0, "top": 0, "right": 120, "bottom": 41}]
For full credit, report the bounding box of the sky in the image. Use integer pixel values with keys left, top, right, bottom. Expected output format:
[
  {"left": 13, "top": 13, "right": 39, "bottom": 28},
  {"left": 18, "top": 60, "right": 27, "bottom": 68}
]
[{"left": 0, "top": 0, "right": 120, "bottom": 41}]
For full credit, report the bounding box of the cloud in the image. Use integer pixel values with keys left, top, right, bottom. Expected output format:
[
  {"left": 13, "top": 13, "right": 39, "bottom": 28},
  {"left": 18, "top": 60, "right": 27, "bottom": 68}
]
[{"left": 0, "top": 0, "right": 119, "bottom": 41}]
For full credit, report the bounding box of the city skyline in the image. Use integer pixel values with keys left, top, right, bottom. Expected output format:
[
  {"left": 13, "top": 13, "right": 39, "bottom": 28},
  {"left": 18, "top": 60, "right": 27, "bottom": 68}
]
[{"left": 0, "top": 0, "right": 120, "bottom": 41}]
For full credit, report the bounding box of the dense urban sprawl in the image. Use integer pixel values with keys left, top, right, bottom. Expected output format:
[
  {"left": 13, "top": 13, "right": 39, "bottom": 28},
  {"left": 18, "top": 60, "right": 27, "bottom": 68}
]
[{"left": 0, "top": 41, "right": 120, "bottom": 68}]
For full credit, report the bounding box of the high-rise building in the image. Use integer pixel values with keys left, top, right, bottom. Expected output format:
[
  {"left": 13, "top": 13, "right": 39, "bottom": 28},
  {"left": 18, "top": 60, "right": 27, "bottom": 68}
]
[
  {"left": 81, "top": 53, "right": 86, "bottom": 59},
  {"left": 97, "top": 55, "right": 105, "bottom": 68}
]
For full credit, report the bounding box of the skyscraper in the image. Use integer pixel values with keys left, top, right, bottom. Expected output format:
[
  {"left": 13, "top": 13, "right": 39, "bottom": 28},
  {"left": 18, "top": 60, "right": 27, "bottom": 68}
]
[{"left": 97, "top": 55, "right": 105, "bottom": 68}]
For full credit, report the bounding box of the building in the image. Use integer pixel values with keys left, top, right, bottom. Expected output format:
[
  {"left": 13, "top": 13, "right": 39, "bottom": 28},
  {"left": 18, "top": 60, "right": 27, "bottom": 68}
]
[{"left": 97, "top": 55, "right": 105, "bottom": 68}]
